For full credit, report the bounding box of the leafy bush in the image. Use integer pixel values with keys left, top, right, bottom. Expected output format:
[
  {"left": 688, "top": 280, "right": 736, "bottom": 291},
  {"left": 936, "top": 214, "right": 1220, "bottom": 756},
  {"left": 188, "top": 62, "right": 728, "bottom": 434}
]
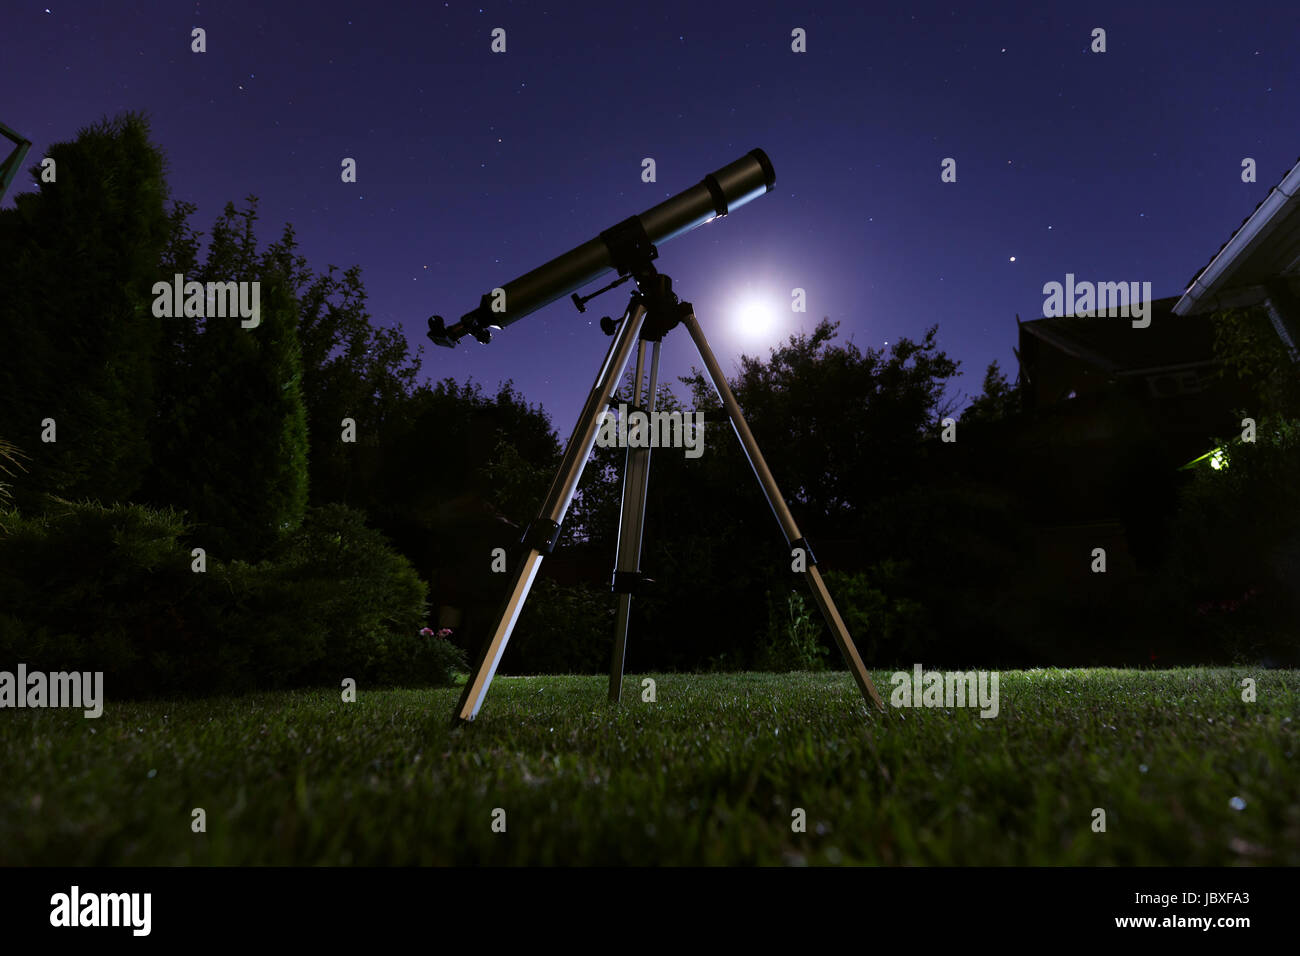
[
  {"left": 851, "top": 483, "right": 1036, "bottom": 663},
  {"left": 500, "top": 577, "right": 615, "bottom": 674},
  {"left": 1159, "top": 417, "right": 1300, "bottom": 664},
  {"left": 823, "top": 563, "right": 928, "bottom": 667},
  {"left": 0, "top": 438, "right": 26, "bottom": 517},
  {"left": 0, "top": 500, "right": 242, "bottom": 692},
  {"left": 755, "top": 589, "right": 829, "bottom": 672},
  {"left": 0, "top": 500, "right": 462, "bottom": 695},
  {"left": 416, "top": 628, "right": 472, "bottom": 688},
  {"left": 264, "top": 503, "right": 456, "bottom": 685}
]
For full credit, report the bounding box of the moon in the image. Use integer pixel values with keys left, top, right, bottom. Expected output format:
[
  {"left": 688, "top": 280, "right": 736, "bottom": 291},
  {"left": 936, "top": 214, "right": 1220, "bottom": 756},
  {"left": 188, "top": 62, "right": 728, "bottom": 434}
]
[{"left": 734, "top": 295, "right": 778, "bottom": 340}]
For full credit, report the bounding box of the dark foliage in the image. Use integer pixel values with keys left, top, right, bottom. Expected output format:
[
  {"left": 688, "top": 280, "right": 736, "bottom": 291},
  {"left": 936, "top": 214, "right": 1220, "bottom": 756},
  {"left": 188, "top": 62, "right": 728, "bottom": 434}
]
[
  {"left": 498, "top": 577, "right": 615, "bottom": 675},
  {"left": 0, "top": 501, "right": 462, "bottom": 695},
  {"left": 0, "top": 113, "right": 171, "bottom": 504},
  {"left": 145, "top": 198, "right": 310, "bottom": 560},
  {"left": 1158, "top": 418, "right": 1300, "bottom": 665}
]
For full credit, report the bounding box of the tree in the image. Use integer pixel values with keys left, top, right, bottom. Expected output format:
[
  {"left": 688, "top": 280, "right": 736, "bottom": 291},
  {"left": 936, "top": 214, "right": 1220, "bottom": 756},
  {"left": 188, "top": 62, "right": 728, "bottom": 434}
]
[
  {"left": 368, "top": 377, "right": 561, "bottom": 534},
  {"left": 961, "top": 360, "right": 1019, "bottom": 424},
  {"left": 351, "top": 378, "right": 562, "bottom": 657},
  {"left": 147, "top": 198, "right": 309, "bottom": 559},
  {"left": 1212, "top": 305, "right": 1300, "bottom": 421},
  {"left": 676, "top": 318, "right": 961, "bottom": 525},
  {"left": 563, "top": 372, "right": 694, "bottom": 548},
  {"left": 0, "top": 112, "right": 171, "bottom": 504},
  {"left": 563, "top": 318, "right": 964, "bottom": 666},
  {"left": 256, "top": 230, "right": 423, "bottom": 508},
  {"left": 152, "top": 196, "right": 425, "bottom": 525}
]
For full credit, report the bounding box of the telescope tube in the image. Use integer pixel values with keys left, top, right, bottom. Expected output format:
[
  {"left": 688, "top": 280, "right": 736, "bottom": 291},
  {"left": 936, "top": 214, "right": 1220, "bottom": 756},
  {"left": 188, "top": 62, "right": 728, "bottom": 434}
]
[{"left": 428, "top": 148, "right": 775, "bottom": 346}]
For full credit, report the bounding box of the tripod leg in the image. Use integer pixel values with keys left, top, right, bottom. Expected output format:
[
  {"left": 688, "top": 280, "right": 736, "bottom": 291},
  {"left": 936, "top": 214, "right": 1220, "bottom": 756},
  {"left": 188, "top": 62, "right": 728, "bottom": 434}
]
[
  {"left": 609, "top": 338, "right": 661, "bottom": 701},
  {"left": 452, "top": 302, "right": 649, "bottom": 723},
  {"left": 680, "top": 311, "right": 885, "bottom": 711}
]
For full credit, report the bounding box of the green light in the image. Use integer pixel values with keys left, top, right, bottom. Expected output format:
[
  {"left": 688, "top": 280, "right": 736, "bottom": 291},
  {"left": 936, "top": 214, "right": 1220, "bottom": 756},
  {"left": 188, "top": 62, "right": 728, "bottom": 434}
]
[{"left": 1180, "top": 445, "right": 1230, "bottom": 471}]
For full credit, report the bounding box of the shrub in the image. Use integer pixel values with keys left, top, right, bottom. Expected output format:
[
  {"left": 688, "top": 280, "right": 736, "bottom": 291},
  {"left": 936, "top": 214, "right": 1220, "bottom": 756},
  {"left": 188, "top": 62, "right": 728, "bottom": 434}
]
[
  {"left": 500, "top": 577, "right": 615, "bottom": 674},
  {"left": 0, "top": 438, "right": 26, "bottom": 518},
  {"left": 1160, "top": 417, "right": 1300, "bottom": 664},
  {"left": 755, "top": 589, "right": 829, "bottom": 672},
  {"left": 267, "top": 503, "right": 458, "bottom": 686},
  {"left": 851, "top": 483, "right": 1036, "bottom": 663},
  {"left": 823, "top": 563, "right": 928, "bottom": 667},
  {"left": 417, "top": 628, "right": 472, "bottom": 687},
  {"left": 0, "top": 499, "right": 246, "bottom": 693},
  {"left": 0, "top": 499, "right": 460, "bottom": 695}
]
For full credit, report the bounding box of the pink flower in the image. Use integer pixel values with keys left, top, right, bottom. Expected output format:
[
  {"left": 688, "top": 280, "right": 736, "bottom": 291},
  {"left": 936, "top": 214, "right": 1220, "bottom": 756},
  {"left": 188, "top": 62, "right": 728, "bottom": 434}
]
[
  {"left": 437, "top": 628, "right": 453, "bottom": 639},
  {"left": 419, "top": 627, "right": 435, "bottom": 637}
]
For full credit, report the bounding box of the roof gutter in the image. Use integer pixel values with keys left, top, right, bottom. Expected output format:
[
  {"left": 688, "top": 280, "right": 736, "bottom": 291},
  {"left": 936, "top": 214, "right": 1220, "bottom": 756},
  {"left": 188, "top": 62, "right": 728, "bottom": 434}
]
[{"left": 1173, "top": 158, "right": 1300, "bottom": 316}]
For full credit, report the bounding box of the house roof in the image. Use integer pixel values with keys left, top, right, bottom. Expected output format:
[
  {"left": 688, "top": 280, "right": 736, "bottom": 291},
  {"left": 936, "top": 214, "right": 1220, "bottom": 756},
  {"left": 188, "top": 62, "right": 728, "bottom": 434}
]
[
  {"left": 1175, "top": 155, "right": 1300, "bottom": 315},
  {"left": 1020, "top": 296, "right": 1216, "bottom": 375}
]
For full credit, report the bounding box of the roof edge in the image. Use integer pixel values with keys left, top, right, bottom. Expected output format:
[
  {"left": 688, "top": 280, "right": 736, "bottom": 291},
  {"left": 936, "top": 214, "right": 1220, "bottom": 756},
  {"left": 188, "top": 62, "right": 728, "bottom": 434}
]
[{"left": 1174, "top": 157, "right": 1300, "bottom": 316}]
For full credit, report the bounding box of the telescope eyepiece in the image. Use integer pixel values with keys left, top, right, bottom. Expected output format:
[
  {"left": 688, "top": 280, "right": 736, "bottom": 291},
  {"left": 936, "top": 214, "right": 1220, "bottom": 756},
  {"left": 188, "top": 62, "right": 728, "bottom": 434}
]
[{"left": 427, "top": 315, "right": 456, "bottom": 348}]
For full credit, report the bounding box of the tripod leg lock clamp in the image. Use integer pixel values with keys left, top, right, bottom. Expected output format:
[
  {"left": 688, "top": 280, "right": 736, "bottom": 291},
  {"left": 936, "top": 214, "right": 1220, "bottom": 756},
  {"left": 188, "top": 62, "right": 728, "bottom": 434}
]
[
  {"left": 521, "top": 519, "right": 562, "bottom": 555},
  {"left": 790, "top": 536, "right": 818, "bottom": 566},
  {"left": 612, "top": 570, "right": 653, "bottom": 595}
]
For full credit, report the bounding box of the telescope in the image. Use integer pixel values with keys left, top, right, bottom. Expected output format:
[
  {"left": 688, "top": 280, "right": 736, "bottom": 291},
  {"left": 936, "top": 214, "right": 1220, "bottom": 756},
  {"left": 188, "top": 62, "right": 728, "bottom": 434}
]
[
  {"left": 433, "top": 146, "right": 888, "bottom": 725},
  {"left": 427, "top": 148, "right": 776, "bottom": 346}
]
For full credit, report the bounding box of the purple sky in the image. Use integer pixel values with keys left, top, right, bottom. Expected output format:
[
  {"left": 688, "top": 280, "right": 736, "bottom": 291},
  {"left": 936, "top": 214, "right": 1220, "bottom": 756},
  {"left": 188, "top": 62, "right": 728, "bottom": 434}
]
[{"left": 6, "top": 1, "right": 1297, "bottom": 431}]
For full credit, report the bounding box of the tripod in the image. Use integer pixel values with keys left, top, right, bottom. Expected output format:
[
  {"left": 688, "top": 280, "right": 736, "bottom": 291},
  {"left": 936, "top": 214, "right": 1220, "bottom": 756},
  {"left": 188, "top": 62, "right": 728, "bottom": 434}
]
[{"left": 452, "top": 251, "right": 886, "bottom": 723}]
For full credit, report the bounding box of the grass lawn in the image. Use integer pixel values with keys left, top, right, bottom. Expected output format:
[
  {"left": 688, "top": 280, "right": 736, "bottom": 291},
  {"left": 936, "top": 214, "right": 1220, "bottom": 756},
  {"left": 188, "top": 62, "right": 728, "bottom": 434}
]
[{"left": 1, "top": 668, "right": 1296, "bottom": 865}]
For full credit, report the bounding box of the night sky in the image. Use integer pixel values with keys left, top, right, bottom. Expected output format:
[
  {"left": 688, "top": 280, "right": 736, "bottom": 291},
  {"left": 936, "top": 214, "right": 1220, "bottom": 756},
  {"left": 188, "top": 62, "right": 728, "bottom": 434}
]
[{"left": 6, "top": 1, "right": 1297, "bottom": 431}]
